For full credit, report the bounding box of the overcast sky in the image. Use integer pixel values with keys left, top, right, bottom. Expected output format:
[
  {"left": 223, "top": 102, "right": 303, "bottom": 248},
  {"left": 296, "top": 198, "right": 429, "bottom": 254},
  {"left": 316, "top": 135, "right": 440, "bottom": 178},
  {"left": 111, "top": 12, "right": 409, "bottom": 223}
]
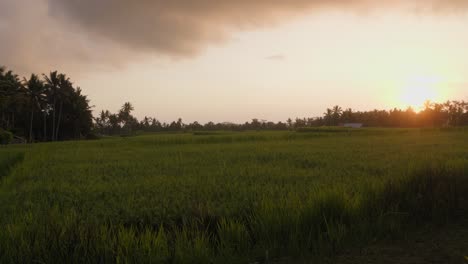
[{"left": 1, "top": 0, "right": 468, "bottom": 122}]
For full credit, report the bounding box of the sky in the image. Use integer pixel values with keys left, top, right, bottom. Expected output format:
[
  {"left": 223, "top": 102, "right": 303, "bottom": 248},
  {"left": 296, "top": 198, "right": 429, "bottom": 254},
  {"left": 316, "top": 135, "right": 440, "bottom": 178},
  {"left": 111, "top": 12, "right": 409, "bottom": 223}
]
[{"left": 1, "top": 0, "right": 468, "bottom": 123}]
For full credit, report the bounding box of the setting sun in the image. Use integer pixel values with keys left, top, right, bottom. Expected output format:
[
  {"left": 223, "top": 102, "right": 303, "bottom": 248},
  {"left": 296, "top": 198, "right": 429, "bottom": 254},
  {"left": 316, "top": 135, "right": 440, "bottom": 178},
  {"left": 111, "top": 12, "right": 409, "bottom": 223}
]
[{"left": 397, "top": 76, "right": 446, "bottom": 111}]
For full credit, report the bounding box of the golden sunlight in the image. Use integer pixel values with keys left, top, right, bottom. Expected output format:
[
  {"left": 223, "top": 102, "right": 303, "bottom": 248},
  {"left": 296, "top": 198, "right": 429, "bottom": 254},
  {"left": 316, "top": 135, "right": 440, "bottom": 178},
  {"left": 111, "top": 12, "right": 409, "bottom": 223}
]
[{"left": 398, "top": 75, "right": 445, "bottom": 111}]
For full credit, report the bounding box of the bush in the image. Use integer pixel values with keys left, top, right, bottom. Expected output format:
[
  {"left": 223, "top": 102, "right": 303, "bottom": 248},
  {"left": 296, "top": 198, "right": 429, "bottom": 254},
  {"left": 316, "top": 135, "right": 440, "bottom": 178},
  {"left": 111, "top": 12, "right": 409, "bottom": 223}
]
[
  {"left": 0, "top": 129, "right": 13, "bottom": 145},
  {"left": 85, "top": 133, "right": 101, "bottom": 140}
]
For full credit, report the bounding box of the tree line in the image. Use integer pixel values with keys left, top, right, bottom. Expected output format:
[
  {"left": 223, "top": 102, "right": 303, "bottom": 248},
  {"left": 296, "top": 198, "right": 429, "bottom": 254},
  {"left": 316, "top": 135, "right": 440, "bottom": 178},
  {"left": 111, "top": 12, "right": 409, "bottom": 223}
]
[
  {"left": 96, "top": 101, "right": 468, "bottom": 135},
  {"left": 318, "top": 102, "right": 468, "bottom": 127},
  {"left": 2, "top": 66, "right": 468, "bottom": 142},
  {"left": 95, "top": 103, "right": 285, "bottom": 134},
  {"left": 0, "top": 67, "right": 93, "bottom": 142}
]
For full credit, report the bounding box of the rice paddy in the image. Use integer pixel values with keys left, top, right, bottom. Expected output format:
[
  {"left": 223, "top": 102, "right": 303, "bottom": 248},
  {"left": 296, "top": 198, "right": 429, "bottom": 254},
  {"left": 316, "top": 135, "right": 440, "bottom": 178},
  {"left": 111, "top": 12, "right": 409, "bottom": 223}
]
[{"left": 0, "top": 128, "right": 467, "bottom": 263}]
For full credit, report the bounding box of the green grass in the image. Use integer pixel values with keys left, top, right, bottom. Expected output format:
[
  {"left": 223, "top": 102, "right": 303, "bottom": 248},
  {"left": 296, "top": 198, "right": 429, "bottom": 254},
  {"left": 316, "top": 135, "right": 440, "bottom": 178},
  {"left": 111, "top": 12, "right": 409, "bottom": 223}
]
[
  {"left": 0, "top": 129, "right": 467, "bottom": 263},
  {"left": 0, "top": 148, "right": 24, "bottom": 179}
]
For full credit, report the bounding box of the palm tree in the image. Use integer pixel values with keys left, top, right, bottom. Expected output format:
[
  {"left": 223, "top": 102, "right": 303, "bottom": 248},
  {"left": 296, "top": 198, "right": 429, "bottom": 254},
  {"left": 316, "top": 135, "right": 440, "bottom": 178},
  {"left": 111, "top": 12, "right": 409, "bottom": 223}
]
[
  {"left": 324, "top": 108, "right": 333, "bottom": 126},
  {"left": 0, "top": 68, "right": 12, "bottom": 129},
  {"left": 108, "top": 114, "right": 120, "bottom": 133},
  {"left": 43, "top": 71, "right": 60, "bottom": 141},
  {"left": 341, "top": 108, "right": 354, "bottom": 123},
  {"left": 41, "top": 97, "right": 49, "bottom": 141},
  {"left": 119, "top": 102, "right": 134, "bottom": 121},
  {"left": 119, "top": 102, "right": 134, "bottom": 134},
  {"left": 55, "top": 74, "right": 72, "bottom": 141},
  {"left": 142, "top": 116, "right": 150, "bottom": 129},
  {"left": 96, "top": 110, "right": 111, "bottom": 134},
  {"left": 332, "top": 105, "right": 343, "bottom": 125},
  {"left": 23, "top": 74, "right": 45, "bottom": 142},
  {"left": 0, "top": 67, "right": 22, "bottom": 130},
  {"left": 43, "top": 72, "right": 73, "bottom": 141}
]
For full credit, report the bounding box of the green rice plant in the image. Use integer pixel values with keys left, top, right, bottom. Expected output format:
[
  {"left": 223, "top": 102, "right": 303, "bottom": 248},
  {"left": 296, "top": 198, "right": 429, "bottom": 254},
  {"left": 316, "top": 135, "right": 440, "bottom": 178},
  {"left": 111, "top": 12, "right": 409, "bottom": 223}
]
[
  {"left": 0, "top": 150, "right": 24, "bottom": 179},
  {"left": 0, "top": 129, "right": 466, "bottom": 262},
  {"left": 216, "top": 218, "right": 251, "bottom": 260},
  {"left": 173, "top": 226, "right": 214, "bottom": 264}
]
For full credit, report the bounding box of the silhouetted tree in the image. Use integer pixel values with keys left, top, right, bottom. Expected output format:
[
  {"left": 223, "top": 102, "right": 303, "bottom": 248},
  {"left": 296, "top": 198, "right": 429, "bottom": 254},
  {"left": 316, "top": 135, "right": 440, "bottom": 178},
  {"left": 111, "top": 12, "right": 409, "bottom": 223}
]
[
  {"left": 323, "top": 108, "right": 333, "bottom": 126},
  {"left": 0, "top": 67, "right": 93, "bottom": 142},
  {"left": 23, "top": 74, "right": 45, "bottom": 142}
]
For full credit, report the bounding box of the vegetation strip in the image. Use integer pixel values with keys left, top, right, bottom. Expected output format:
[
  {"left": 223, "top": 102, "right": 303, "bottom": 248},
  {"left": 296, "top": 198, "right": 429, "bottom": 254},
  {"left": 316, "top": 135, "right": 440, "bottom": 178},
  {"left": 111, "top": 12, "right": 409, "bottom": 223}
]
[
  {"left": 0, "top": 152, "right": 24, "bottom": 180},
  {"left": 2, "top": 66, "right": 468, "bottom": 143},
  {"left": 0, "top": 130, "right": 466, "bottom": 263}
]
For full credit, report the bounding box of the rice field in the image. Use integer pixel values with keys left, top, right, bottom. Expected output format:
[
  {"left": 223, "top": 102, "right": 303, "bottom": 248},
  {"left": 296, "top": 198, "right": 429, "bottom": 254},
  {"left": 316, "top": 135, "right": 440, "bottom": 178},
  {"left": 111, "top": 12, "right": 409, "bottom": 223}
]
[{"left": 0, "top": 128, "right": 467, "bottom": 263}]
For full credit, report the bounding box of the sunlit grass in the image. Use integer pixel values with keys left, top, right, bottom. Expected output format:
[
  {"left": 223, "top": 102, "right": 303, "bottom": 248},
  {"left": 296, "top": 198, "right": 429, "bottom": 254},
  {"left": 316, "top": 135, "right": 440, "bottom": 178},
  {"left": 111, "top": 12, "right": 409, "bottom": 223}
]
[{"left": 0, "top": 129, "right": 466, "bottom": 263}]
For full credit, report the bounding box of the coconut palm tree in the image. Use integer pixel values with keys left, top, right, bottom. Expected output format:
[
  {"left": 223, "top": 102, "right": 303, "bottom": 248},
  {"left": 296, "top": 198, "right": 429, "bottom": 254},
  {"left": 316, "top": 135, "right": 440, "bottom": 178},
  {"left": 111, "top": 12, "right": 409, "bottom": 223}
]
[
  {"left": 332, "top": 105, "right": 343, "bottom": 125},
  {"left": 55, "top": 73, "right": 72, "bottom": 141},
  {"left": 119, "top": 102, "right": 135, "bottom": 134},
  {"left": 40, "top": 96, "right": 49, "bottom": 141},
  {"left": 0, "top": 67, "right": 22, "bottom": 130},
  {"left": 119, "top": 102, "right": 134, "bottom": 122},
  {"left": 43, "top": 72, "right": 73, "bottom": 140},
  {"left": 341, "top": 108, "right": 354, "bottom": 123},
  {"left": 43, "top": 71, "right": 60, "bottom": 141},
  {"left": 23, "top": 74, "right": 45, "bottom": 142},
  {"left": 324, "top": 108, "right": 333, "bottom": 126}
]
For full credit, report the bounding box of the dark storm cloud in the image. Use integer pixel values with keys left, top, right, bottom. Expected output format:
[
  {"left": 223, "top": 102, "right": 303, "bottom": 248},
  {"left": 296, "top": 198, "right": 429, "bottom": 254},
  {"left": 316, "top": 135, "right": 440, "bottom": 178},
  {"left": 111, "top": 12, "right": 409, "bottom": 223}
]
[
  {"left": 46, "top": 0, "right": 468, "bottom": 56},
  {"left": 1, "top": 0, "right": 468, "bottom": 74},
  {"left": 0, "top": 0, "right": 136, "bottom": 74}
]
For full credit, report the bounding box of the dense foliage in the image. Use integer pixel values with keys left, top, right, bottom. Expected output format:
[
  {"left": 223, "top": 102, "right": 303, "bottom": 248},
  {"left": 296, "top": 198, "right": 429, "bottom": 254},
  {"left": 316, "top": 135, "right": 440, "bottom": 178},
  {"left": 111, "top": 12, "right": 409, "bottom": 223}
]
[
  {"left": 0, "top": 129, "right": 467, "bottom": 262},
  {"left": 96, "top": 102, "right": 468, "bottom": 136},
  {"left": 0, "top": 129, "right": 13, "bottom": 145},
  {"left": 0, "top": 67, "right": 93, "bottom": 142},
  {"left": 2, "top": 65, "right": 467, "bottom": 140},
  {"left": 318, "top": 102, "right": 468, "bottom": 127}
]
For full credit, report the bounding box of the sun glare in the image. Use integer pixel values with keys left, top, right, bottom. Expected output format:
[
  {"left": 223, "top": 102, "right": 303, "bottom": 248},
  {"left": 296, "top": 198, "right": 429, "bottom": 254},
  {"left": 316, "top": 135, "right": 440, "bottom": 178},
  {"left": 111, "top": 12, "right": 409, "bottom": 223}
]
[{"left": 398, "top": 76, "right": 444, "bottom": 111}]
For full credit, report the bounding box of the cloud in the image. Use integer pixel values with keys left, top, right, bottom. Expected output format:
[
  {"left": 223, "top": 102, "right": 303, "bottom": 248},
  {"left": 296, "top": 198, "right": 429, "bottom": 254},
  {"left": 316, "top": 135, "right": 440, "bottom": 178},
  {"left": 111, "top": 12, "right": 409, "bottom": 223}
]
[
  {"left": 0, "top": 0, "right": 137, "bottom": 75},
  {"left": 1, "top": 0, "right": 468, "bottom": 74}
]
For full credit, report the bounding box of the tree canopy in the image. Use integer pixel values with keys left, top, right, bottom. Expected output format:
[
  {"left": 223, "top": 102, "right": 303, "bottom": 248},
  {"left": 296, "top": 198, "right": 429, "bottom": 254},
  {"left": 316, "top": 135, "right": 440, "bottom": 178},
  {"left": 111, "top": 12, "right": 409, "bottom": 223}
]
[
  {"left": 0, "top": 67, "right": 93, "bottom": 142},
  {"left": 96, "top": 101, "right": 468, "bottom": 136},
  {"left": 2, "top": 65, "right": 468, "bottom": 142}
]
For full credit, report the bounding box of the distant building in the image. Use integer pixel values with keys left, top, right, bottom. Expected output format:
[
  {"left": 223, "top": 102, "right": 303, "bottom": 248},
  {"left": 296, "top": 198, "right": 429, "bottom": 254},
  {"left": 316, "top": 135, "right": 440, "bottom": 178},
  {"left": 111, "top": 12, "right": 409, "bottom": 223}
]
[{"left": 342, "top": 123, "right": 363, "bottom": 128}]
